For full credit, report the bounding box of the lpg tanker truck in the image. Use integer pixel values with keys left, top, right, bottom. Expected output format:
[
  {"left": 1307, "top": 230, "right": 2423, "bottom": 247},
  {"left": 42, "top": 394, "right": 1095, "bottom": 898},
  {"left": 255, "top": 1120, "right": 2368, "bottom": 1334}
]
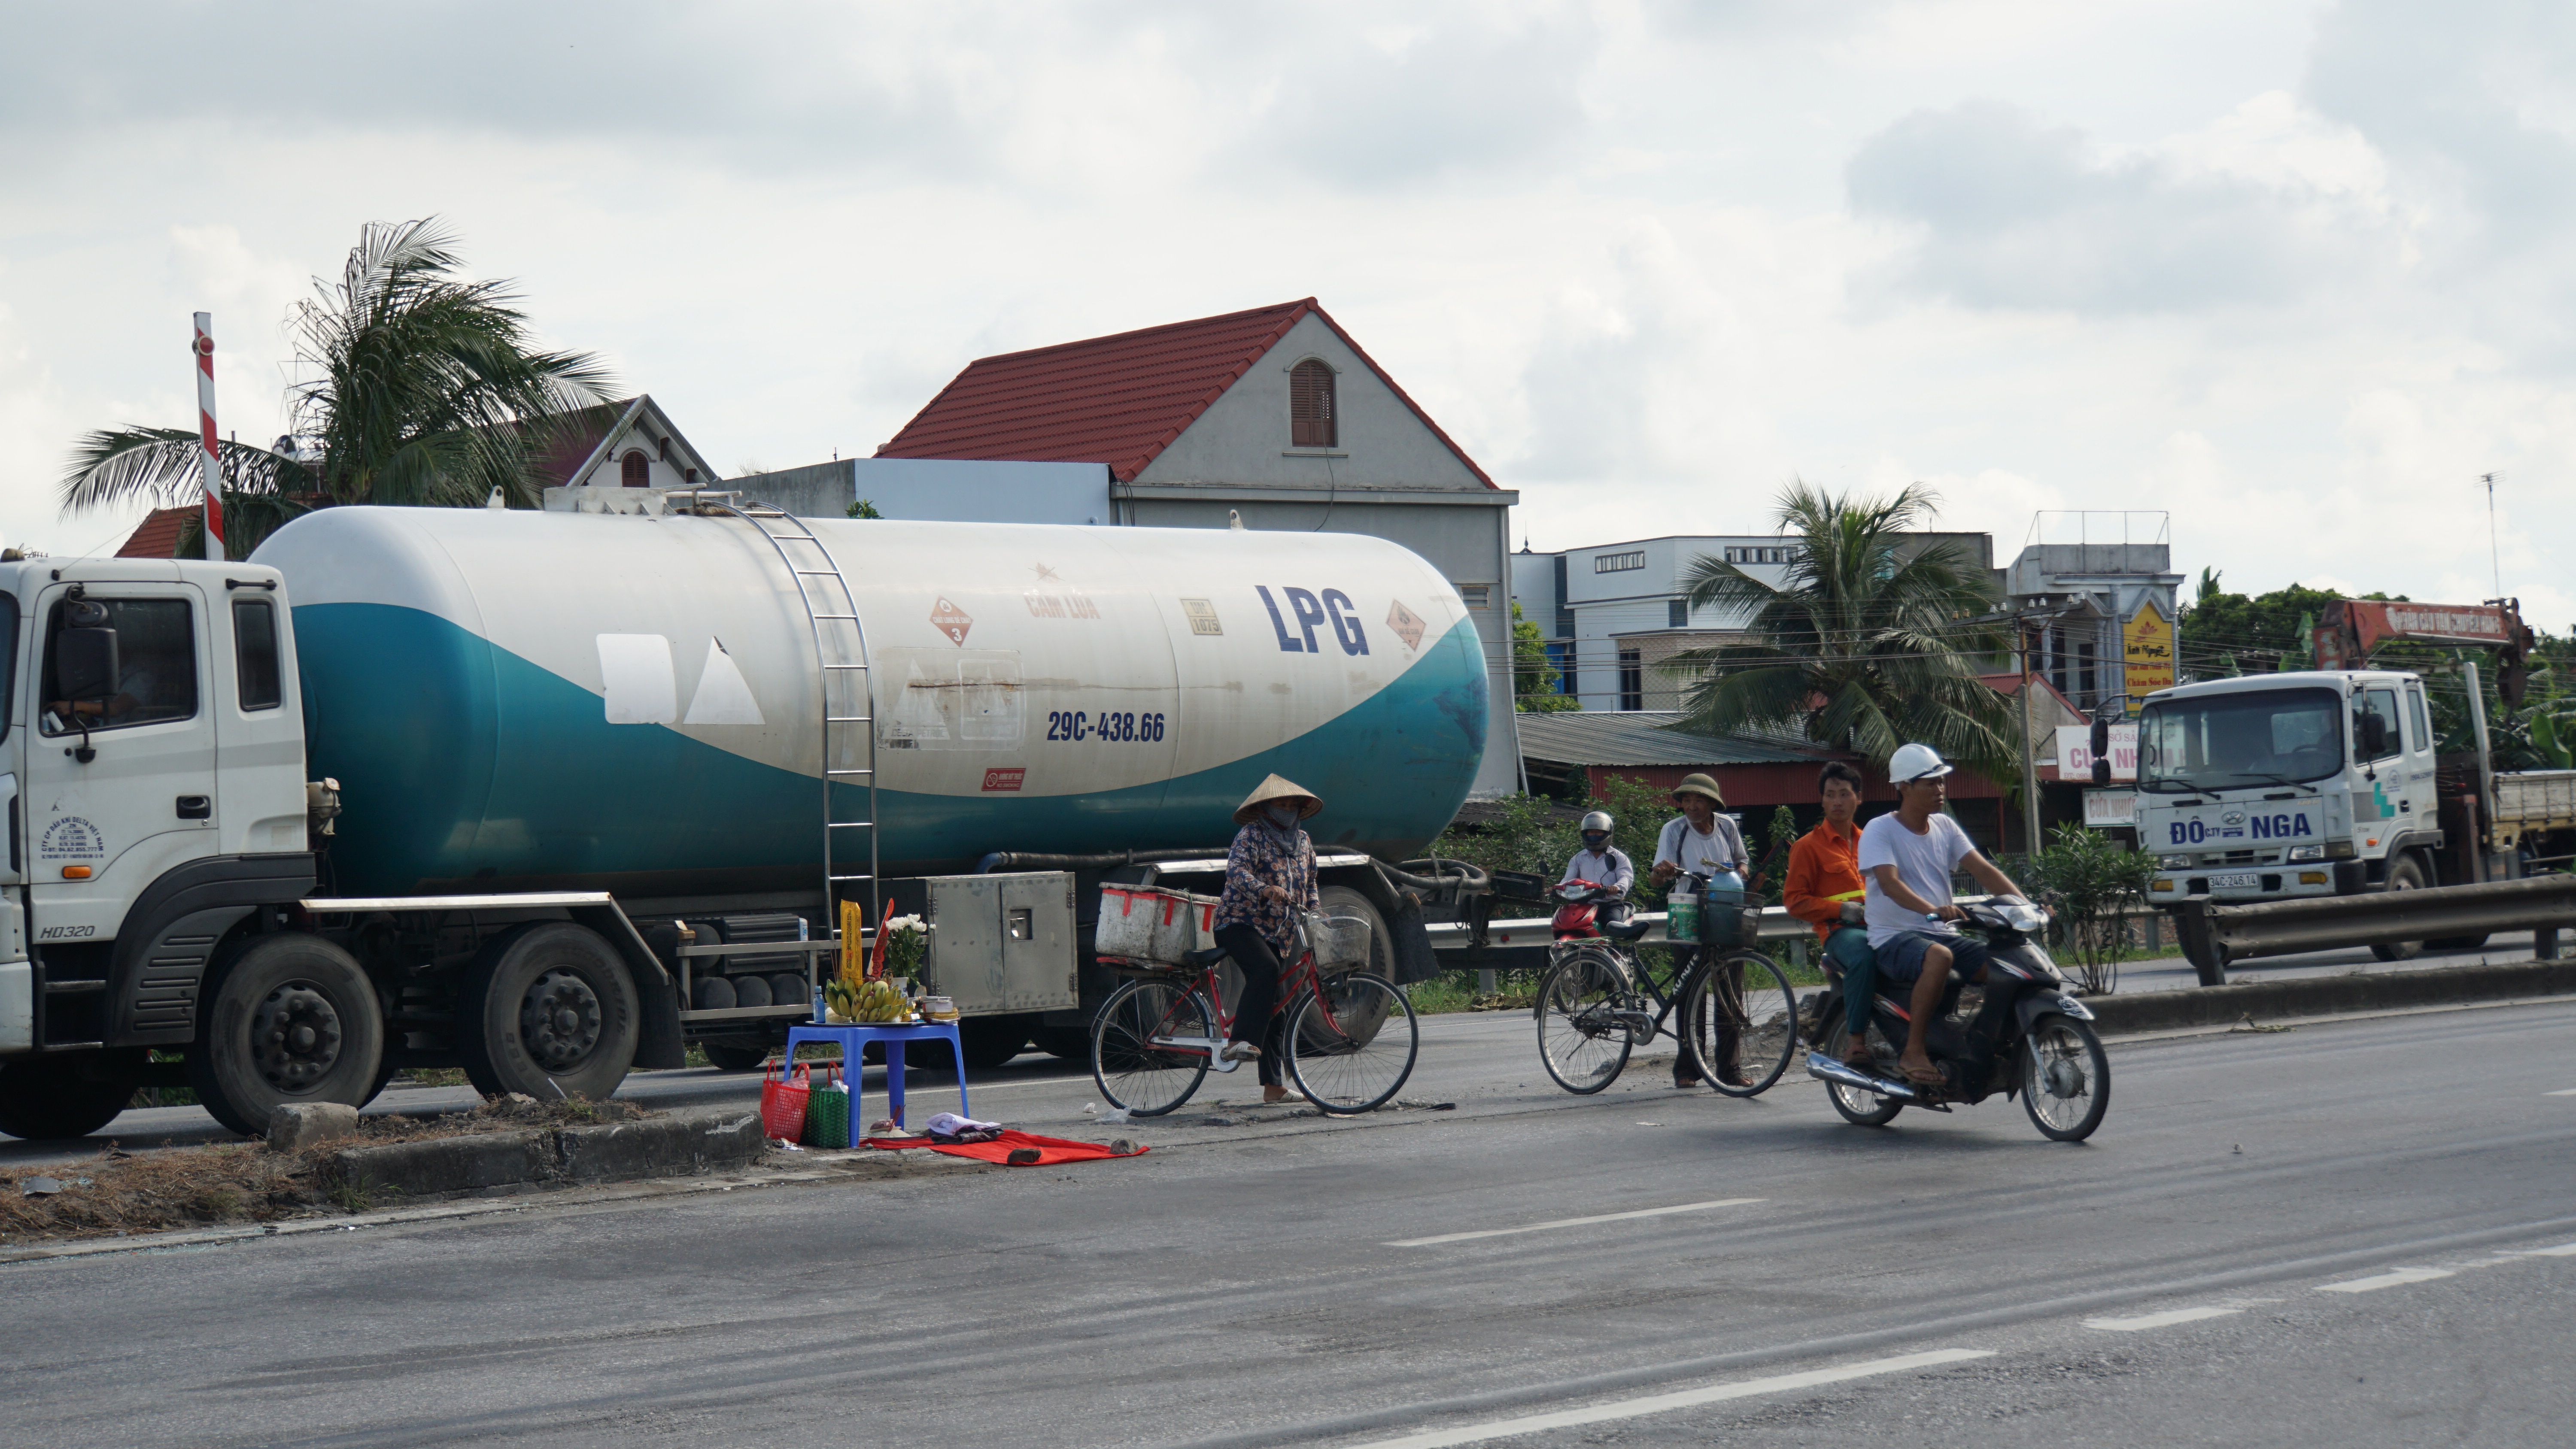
[{"left": 0, "top": 497, "right": 1490, "bottom": 1139}]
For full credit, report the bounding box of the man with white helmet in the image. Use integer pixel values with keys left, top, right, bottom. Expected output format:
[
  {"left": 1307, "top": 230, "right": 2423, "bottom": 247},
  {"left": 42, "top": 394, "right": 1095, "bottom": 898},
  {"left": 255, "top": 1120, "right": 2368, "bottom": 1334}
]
[
  {"left": 1558, "top": 810, "right": 1634, "bottom": 898},
  {"left": 1859, "top": 743, "right": 2030, "bottom": 1086}
]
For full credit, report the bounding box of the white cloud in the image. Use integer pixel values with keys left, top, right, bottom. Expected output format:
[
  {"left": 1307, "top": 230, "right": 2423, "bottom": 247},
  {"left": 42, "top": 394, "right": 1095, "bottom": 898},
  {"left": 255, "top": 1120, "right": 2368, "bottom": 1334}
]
[{"left": 0, "top": 0, "right": 2565, "bottom": 632}]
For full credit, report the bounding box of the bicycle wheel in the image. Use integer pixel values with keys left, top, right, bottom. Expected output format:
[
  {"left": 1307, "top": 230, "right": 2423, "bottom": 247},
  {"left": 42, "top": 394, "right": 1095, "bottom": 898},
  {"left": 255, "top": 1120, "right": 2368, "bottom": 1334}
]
[
  {"left": 1090, "top": 976, "right": 1212, "bottom": 1118},
  {"left": 1287, "top": 971, "right": 1418, "bottom": 1114},
  {"left": 1820, "top": 1019, "right": 1905, "bottom": 1127},
  {"left": 2020, "top": 1013, "right": 2111, "bottom": 1142},
  {"left": 1535, "top": 948, "right": 1632, "bottom": 1094},
  {"left": 1679, "top": 949, "right": 1801, "bottom": 1097}
]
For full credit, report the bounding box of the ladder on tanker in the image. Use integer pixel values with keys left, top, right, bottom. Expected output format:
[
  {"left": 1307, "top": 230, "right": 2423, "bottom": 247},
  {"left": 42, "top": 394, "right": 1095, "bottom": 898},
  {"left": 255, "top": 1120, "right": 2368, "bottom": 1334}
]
[{"left": 708, "top": 500, "right": 879, "bottom": 927}]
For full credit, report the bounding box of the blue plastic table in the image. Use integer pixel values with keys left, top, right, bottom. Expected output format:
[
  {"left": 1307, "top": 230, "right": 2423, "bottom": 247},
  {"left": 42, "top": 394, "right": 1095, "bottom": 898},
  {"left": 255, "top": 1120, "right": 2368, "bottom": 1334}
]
[{"left": 782, "top": 1021, "right": 971, "bottom": 1148}]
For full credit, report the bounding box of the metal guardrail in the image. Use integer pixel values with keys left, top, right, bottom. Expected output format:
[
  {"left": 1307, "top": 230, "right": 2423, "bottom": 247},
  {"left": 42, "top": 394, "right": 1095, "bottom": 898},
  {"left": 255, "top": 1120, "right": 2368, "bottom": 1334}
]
[
  {"left": 2174, "top": 874, "right": 2576, "bottom": 983},
  {"left": 1422, "top": 903, "right": 1825, "bottom": 955}
]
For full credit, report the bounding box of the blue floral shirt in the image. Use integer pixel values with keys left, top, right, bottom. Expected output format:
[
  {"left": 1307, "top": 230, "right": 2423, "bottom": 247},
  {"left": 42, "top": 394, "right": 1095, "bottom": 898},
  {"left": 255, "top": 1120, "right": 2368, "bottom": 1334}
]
[{"left": 1212, "top": 822, "right": 1319, "bottom": 950}]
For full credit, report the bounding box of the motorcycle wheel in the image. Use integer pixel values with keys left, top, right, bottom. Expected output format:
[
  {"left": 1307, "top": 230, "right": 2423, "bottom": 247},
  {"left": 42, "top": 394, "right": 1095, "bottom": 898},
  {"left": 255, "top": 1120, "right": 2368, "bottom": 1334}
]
[
  {"left": 2020, "top": 1014, "right": 2111, "bottom": 1142},
  {"left": 1820, "top": 1020, "right": 1904, "bottom": 1128}
]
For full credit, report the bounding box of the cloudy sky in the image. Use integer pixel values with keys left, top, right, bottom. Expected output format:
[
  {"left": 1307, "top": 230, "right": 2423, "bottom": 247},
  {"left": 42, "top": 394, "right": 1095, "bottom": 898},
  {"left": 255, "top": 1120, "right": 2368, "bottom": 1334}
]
[{"left": 3, "top": 1, "right": 2569, "bottom": 628}]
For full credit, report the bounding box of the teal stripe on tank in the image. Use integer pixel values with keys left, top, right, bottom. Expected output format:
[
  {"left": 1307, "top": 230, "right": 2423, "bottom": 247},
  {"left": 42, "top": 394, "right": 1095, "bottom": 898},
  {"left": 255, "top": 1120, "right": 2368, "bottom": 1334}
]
[{"left": 293, "top": 602, "right": 1485, "bottom": 895}]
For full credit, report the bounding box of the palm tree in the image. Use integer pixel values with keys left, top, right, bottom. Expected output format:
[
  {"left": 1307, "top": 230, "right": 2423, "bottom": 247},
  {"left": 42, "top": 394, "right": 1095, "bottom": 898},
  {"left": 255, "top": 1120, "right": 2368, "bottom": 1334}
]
[
  {"left": 62, "top": 218, "right": 614, "bottom": 558},
  {"left": 1664, "top": 481, "right": 2017, "bottom": 786}
]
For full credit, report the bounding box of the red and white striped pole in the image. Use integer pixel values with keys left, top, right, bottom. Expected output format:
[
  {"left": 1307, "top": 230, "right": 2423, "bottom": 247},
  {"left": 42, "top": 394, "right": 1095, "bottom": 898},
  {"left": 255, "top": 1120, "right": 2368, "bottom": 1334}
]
[{"left": 192, "top": 312, "right": 225, "bottom": 561}]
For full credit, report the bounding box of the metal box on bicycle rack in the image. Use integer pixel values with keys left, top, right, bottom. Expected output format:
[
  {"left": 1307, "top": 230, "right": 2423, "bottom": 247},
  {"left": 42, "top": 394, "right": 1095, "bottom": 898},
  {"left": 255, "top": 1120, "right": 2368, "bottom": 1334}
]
[{"left": 1096, "top": 885, "right": 1218, "bottom": 964}]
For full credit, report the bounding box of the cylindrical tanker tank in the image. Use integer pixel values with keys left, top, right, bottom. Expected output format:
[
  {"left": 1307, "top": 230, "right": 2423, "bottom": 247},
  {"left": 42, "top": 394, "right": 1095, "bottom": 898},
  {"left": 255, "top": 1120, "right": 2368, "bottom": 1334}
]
[{"left": 252, "top": 506, "right": 1488, "bottom": 898}]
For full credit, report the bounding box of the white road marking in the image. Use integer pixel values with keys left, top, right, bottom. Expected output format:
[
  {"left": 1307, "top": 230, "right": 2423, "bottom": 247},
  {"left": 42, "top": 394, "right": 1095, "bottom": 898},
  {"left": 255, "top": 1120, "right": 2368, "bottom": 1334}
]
[
  {"left": 2084, "top": 1306, "right": 2243, "bottom": 1331},
  {"left": 1343, "top": 1349, "right": 1993, "bottom": 1449},
  {"left": 2520, "top": 1241, "right": 2576, "bottom": 1257},
  {"left": 2547, "top": 1088, "right": 2576, "bottom": 1097},
  {"left": 2318, "top": 1266, "right": 2454, "bottom": 1293},
  {"left": 1386, "top": 1198, "right": 1764, "bottom": 1248}
]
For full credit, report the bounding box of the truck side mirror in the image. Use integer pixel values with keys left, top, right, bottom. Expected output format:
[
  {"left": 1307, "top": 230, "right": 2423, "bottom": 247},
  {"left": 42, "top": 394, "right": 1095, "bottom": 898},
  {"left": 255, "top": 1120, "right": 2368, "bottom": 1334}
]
[
  {"left": 2089, "top": 715, "right": 2112, "bottom": 787},
  {"left": 55, "top": 625, "right": 119, "bottom": 703},
  {"left": 2357, "top": 713, "right": 2388, "bottom": 759}
]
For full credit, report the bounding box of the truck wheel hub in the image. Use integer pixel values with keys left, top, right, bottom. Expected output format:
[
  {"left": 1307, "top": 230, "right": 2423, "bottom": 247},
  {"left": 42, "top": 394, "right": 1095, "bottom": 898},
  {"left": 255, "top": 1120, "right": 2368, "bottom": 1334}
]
[
  {"left": 251, "top": 984, "right": 343, "bottom": 1091},
  {"left": 521, "top": 969, "right": 602, "bottom": 1070}
]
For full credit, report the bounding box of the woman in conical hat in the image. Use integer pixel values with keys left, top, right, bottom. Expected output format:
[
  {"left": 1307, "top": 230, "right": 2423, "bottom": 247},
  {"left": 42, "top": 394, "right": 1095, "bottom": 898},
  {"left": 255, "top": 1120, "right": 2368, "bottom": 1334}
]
[{"left": 1211, "top": 774, "right": 1323, "bottom": 1103}]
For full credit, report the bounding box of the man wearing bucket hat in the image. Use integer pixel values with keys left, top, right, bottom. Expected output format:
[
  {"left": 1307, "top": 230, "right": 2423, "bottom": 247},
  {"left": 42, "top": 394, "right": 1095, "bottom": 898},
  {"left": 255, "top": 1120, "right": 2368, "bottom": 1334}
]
[
  {"left": 1649, "top": 774, "right": 1751, "bottom": 1088},
  {"left": 1211, "top": 774, "right": 1324, "bottom": 1104},
  {"left": 1858, "top": 743, "right": 2030, "bottom": 1086}
]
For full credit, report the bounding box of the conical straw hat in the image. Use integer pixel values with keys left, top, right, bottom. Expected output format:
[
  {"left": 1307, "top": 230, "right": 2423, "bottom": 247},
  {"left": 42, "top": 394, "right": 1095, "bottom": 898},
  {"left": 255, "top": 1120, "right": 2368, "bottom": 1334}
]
[{"left": 1234, "top": 773, "right": 1323, "bottom": 824}]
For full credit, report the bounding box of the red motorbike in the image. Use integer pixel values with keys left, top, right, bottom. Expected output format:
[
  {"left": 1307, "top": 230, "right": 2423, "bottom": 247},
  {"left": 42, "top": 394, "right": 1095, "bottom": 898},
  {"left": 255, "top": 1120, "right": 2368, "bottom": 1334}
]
[{"left": 1550, "top": 880, "right": 1647, "bottom": 942}]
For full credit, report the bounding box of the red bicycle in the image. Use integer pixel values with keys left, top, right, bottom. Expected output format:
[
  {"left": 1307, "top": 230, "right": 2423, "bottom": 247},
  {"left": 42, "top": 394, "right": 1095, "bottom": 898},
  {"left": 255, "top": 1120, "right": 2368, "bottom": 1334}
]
[{"left": 1089, "top": 911, "right": 1419, "bottom": 1116}]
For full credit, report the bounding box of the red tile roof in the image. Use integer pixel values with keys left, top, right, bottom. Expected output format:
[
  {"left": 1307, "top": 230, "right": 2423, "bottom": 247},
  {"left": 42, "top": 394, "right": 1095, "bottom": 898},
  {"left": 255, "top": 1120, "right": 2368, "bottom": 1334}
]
[
  {"left": 876, "top": 298, "right": 1494, "bottom": 486},
  {"left": 116, "top": 506, "right": 195, "bottom": 558}
]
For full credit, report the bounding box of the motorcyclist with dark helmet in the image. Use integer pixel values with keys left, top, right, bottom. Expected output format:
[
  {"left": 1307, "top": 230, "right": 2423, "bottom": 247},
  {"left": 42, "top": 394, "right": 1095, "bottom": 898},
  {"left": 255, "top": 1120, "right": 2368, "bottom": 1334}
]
[{"left": 1558, "top": 810, "right": 1634, "bottom": 917}]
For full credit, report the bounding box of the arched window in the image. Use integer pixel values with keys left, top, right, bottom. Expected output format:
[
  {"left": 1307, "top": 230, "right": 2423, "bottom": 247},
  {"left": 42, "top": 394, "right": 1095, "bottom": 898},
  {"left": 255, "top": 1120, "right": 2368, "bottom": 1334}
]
[
  {"left": 1290, "top": 359, "right": 1337, "bottom": 448},
  {"left": 620, "top": 450, "right": 650, "bottom": 488}
]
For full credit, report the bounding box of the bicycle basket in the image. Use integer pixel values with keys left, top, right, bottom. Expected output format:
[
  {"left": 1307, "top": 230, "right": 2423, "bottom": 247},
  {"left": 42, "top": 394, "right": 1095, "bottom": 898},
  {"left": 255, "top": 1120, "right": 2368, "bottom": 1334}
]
[{"left": 1302, "top": 912, "right": 1373, "bottom": 968}]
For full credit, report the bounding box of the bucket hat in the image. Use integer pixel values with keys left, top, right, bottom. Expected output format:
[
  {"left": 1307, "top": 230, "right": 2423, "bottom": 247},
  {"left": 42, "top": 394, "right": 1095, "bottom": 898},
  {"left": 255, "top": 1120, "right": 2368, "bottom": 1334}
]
[
  {"left": 1234, "top": 773, "right": 1324, "bottom": 825},
  {"left": 1671, "top": 773, "right": 1726, "bottom": 807}
]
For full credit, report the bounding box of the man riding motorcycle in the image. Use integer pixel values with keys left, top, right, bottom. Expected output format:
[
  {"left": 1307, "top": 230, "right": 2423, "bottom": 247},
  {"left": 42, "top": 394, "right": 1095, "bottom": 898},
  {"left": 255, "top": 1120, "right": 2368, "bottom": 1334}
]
[
  {"left": 1859, "top": 744, "right": 2032, "bottom": 1087},
  {"left": 1558, "top": 811, "right": 1634, "bottom": 929}
]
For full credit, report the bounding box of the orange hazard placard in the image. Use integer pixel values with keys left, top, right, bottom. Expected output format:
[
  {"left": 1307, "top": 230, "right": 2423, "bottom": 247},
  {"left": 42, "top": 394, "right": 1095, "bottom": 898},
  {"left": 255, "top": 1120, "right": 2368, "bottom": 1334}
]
[{"left": 930, "top": 597, "right": 974, "bottom": 646}]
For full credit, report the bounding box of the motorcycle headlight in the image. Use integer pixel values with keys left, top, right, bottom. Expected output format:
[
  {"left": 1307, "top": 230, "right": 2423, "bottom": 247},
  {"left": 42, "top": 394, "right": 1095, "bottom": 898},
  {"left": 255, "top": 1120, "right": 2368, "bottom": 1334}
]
[
  {"left": 2158, "top": 854, "right": 2192, "bottom": 869},
  {"left": 2286, "top": 844, "right": 2325, "bottom": 862},
  {"left": 1996, "top": 899, "right": 2047, "bottom": 934}
]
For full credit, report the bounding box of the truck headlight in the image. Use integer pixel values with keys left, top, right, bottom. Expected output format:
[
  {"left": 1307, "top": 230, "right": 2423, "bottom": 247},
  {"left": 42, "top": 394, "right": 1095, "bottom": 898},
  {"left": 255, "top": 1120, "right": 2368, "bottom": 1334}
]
[
  {"left": 2158, "top": 854, "right": 2192, "bottom": 869},
  {"left": 2286, "top": 844, "right": 2325, "bottom": 862}
]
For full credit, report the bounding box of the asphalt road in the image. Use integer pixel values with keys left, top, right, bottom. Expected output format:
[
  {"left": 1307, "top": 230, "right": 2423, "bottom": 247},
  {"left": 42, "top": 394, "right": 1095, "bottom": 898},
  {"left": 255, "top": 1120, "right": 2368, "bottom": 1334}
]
[
  {"left": 6, "top": 997, "right": 2574, "bottom": 1447},
  {"left": 4, "top": 932, "right": 2553, "bottom": 1174}
]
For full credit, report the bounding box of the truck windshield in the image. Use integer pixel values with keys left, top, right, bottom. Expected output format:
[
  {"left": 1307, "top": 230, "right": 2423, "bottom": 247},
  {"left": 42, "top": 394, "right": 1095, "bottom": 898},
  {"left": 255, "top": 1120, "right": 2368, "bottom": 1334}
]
[{"left": 2139, "top": 687, "right": 2343, "bottom": 793}]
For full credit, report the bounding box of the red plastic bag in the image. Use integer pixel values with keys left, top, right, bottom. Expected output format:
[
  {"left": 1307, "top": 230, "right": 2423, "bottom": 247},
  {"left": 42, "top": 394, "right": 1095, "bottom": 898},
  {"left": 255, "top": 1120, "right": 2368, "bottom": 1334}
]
[{"left": 760, "top": 1060, "right": 812, "bottom": 1142}]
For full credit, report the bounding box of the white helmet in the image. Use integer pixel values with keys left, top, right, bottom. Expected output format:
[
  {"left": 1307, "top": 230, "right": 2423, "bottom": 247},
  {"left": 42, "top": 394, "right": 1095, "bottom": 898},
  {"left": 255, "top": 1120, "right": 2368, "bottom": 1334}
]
[
  {"left": 1888, "top": 743, "right": 1953, "bottom": 783},
  {"left": 1580, "top": 810, "right": 1614, "bottom": 835}
]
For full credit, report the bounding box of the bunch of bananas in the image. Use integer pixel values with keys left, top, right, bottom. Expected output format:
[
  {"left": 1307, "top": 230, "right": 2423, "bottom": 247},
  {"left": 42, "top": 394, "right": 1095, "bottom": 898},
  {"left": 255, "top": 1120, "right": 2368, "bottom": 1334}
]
[{"left": 844, "top": 976, "right": 916, "bottom": 1023}]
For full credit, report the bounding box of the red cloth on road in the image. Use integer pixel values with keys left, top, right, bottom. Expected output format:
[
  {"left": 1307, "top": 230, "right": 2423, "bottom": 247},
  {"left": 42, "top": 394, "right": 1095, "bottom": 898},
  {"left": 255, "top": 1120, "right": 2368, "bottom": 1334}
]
[{"left": 860, "top": 1129, "right": 1147, "bottom": 1166}]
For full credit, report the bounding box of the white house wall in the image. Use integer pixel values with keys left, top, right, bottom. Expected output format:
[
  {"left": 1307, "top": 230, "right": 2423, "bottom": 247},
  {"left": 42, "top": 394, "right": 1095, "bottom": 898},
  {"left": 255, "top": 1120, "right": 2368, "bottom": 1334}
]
[{"left": 1134, "top": 313, "right": 1488, "bottom": 492}]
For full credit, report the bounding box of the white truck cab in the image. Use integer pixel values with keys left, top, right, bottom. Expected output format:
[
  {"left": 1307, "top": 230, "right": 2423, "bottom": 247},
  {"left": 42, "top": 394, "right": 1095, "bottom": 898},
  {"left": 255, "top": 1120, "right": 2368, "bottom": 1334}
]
[
  {"left": 0, "top": 555, "right": 315, "bottom": 1134},
  {"left": 2136, "top": 669, "right": 2442, "bottom": 909}
]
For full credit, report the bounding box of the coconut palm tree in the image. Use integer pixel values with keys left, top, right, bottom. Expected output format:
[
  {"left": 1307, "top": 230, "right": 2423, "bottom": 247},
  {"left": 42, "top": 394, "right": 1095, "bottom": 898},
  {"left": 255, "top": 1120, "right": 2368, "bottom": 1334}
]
[
  {"left": 62, "top": 217, "right": 614, "bottom": 558},
  {"left": 1664, "top": 481, "right": 2017, "bottom": 786}
]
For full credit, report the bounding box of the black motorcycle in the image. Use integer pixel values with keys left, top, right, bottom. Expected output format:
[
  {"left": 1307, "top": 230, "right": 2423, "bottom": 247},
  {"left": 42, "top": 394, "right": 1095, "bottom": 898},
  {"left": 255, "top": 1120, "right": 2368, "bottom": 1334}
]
[{"left": 1805, "top": 898, "right": 2111, "bottom": 1142}]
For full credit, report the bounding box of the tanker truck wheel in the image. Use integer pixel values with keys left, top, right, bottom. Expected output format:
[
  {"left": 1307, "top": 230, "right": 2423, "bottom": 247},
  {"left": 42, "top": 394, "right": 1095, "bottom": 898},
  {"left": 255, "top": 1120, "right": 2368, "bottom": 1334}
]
[
  {"left": 700, "top": 1041, "right": 771, "bottom": 1073},
  {"left": 187, "top": 934, "right": 386, "bottom": 1138},
  {"left": 1303, "top": 886, "right": 1395, "bottom": 1048},
  {"left": 0, "top": 1049, "right": 148, "bottom": 1140},
  {"left": 458, "top": 923, "right": 641, "bottom": 1102}
]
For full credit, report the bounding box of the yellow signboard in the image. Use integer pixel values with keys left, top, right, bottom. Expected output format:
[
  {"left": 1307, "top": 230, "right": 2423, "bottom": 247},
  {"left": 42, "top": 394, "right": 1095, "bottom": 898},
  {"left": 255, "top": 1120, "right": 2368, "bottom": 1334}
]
[{"left": 2123, "top": 599, "right": 2175, "bottom": 708}]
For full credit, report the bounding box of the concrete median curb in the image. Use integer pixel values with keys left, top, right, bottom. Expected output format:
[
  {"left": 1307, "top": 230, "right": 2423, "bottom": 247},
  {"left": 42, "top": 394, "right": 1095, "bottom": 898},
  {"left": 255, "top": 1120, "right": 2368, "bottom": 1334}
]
[
  {"left": 2089, "top": 958, "right": 2576, "bottom": 1036},
  {"left": 323, "top": 1106, "right": 765, "bottom": 1202}
]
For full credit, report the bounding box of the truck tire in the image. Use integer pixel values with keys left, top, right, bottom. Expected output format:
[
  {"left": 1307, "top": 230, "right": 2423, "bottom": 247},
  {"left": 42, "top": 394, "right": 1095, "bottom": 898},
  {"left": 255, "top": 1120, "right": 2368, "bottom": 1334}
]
[
  {"left": 700, "top": 1041, "right": 771, "bottom": 1072},
  {"left": 0, "top": 1049, "right": 147, "bottom": 1140},
  {"left": 458, "top": 922, "right": 641, "bottom": 1102},
  {"left": 957, "top": 1015, "right": 1031, "bottom": 1070},
  {"left": 187, "top": 933, "right": 387, "bottom": 1138},
  {"left": 1308, "top": 885, "right": 1395, "bottom": 1047},
  {"left": 1034, "top": 1025, "right": 1090, "bottom": 1061},
  {"left": 2368, "top": 854, "right": 2428, "bottom": 962}
]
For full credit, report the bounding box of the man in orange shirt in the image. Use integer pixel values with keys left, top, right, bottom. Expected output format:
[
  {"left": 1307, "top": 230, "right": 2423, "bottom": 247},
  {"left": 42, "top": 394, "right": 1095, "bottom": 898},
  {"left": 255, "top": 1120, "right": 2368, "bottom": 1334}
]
[{"left": 1784, "top": 761, "right": 1877, "bottom": 1069}]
